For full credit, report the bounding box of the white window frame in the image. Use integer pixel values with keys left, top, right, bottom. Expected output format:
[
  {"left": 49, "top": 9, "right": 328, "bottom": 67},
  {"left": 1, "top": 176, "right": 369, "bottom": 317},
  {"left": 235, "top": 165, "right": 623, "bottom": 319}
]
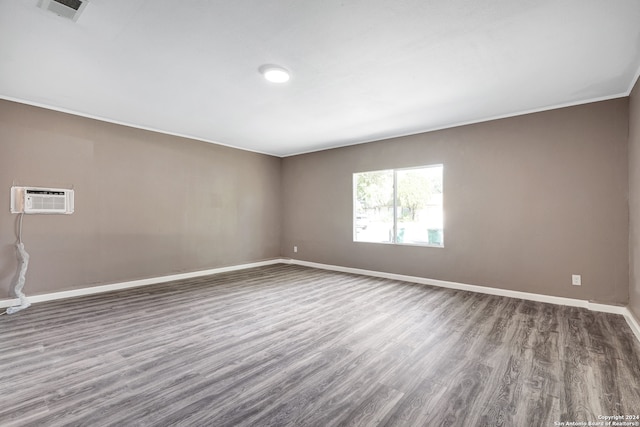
[{"left": 353, "top": 164, "right": 444, "bottom": 247}]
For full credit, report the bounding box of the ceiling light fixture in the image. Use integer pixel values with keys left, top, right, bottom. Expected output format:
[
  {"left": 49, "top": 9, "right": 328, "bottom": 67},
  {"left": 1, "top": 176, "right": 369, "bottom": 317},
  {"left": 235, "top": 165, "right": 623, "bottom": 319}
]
[{"left": 259, "top": 65, "right": 290, "bottom": 83}]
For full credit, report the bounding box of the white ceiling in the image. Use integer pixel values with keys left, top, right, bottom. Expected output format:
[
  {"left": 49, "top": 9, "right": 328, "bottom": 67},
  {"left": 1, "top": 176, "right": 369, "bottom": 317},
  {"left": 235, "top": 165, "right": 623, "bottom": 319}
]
[{"left": 1, "top": 0, "right": 640, "bottom": 157}]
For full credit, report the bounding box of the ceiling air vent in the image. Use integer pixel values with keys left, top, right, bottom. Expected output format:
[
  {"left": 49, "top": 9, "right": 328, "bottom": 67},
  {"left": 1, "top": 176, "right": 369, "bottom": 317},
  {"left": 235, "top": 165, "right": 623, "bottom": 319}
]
[{"left": 37, "top": 0, "right": 88, "bottom": 22}]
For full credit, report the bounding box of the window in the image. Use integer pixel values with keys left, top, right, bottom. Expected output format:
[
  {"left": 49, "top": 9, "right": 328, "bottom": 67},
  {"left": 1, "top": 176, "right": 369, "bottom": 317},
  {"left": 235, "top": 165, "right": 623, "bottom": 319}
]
[{"left": 353, "top": 165, "right": 443, "bottom": 246}]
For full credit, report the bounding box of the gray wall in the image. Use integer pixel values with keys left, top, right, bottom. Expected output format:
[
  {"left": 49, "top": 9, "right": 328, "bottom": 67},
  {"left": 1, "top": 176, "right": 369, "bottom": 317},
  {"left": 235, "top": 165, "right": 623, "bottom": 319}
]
[
  {"left": 630, "top": 79, "right": 640, "bottom": 319},
  {"left": 1, "top": 97, "right": 633, "bottom": 307},
  {"left": 282, "top": 99, "right": 629, "bottom": 304},
  {"left": 0, "top": 100, "right": 282, "bottom": 296}
]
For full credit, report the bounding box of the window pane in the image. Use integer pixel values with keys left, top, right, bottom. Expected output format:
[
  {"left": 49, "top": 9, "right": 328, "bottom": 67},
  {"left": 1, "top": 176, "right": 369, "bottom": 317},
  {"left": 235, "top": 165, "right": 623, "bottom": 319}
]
[
  {"left": 354, "top": 170, "right": 394, "bottom": 243},
  {"left": 396, "top": 165, "right": 443, "bottom": 246}
]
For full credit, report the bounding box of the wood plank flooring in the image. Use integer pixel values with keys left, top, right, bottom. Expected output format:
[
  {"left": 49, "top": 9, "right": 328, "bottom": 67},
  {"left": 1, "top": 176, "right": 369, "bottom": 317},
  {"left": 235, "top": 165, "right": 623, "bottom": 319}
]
[{"left": 1, "top": 264, "right": 639, "bottom": 426}]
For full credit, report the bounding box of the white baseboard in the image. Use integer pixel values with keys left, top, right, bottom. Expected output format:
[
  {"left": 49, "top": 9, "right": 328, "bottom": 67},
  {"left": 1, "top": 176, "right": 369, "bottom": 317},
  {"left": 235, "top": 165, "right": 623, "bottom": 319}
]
[
  {"left": 3, "top": 256, "right": 639, "bottom": 344},
  {"left": 0, "top": 258, "right": 287, "bottom": 309},
  {"left": 287, "top": 259, "right": 639, "bottom": 341},
  {"left": 625, "top": 309, "right": 640, "bottom": 343},
  {"left": 288, "top": 259, "right": 614, "bottom": 310}
]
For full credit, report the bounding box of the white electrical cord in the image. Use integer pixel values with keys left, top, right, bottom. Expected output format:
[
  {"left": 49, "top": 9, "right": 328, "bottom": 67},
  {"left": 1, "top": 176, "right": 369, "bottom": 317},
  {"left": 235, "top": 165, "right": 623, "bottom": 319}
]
[
  {"left": 6, "top": 213, "right": 31, "bottom": 315},
  {"left": 19, "top": 210, "right": 24, "bottom": 243}
]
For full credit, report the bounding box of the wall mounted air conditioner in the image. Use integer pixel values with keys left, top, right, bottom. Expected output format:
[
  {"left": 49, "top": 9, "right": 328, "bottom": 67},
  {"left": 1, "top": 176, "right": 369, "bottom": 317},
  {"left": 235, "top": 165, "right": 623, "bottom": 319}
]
[{"left": 11, "top": 186, "right": 74, "bottom": 214}]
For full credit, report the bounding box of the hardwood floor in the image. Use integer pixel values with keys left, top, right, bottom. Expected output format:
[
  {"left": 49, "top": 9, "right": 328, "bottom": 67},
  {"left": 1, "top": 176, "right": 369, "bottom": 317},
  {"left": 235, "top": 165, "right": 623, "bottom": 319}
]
[{"left": 1, "top": 264, "right": 639, "bottom": 426}]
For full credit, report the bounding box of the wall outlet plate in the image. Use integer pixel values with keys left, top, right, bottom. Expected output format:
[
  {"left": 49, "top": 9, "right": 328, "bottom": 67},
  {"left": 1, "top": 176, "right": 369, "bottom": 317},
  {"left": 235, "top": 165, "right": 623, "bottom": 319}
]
[{"left": 571, "top": 274, "right": 581, "bottom": 286}]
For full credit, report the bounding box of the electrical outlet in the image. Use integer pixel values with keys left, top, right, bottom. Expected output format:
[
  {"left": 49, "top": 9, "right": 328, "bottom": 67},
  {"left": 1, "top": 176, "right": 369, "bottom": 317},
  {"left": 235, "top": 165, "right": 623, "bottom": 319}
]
[
  {"left": 293, "top": 246, "right": 298, "bottom": 253},
  {"left": 571, "top": 274, "right": 581, "bottom": 286}
]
